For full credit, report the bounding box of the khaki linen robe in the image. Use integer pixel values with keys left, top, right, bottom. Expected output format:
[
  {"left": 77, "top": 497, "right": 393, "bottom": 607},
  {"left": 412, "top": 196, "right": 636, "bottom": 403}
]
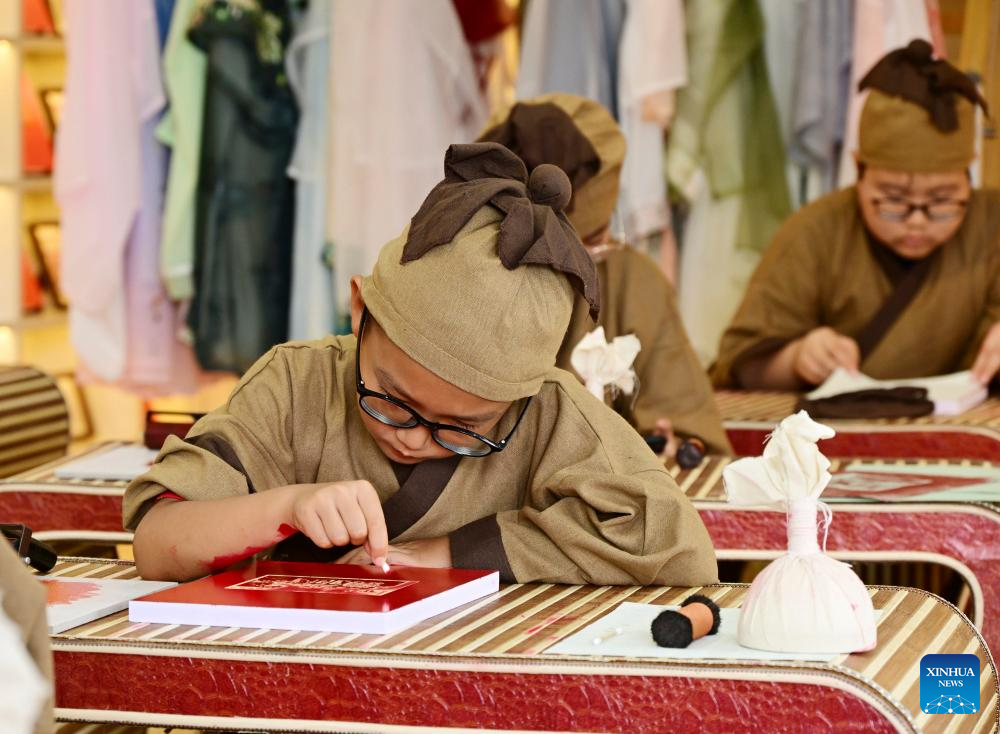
[
  {"left": 0, "top": 541, "right": 53, "bottom": 734},
  {"left": 557, "top": 245, "right": 732, "bottom": 455},
  {"left": 712, "top": 187, "right": 1000, "bottom": 387},
  {"left": 124, "top": 336, "right": 718, "bottom": 587}
]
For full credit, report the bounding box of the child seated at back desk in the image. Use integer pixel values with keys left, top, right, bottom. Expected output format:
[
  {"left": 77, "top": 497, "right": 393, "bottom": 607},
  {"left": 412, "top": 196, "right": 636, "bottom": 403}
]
[
  {"left": 480, "top": 93, "right": 732, "bottom": 458},
  {"left": 711, "top": 41, "right": 1000, "bottom": 392},
  {"left": 124, "top": 143, "right": 718, "bottom": 588}
]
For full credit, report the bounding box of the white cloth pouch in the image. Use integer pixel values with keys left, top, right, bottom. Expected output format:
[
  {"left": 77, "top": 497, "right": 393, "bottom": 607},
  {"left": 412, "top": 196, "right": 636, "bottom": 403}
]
[{"left": 723, "top": 411, "right": 877, "bottom": 654}]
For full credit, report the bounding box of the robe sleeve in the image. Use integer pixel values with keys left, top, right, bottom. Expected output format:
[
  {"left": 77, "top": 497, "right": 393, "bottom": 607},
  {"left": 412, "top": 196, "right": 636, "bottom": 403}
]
[
  {"left": 123, "top": 346, "right": 302, "bottom": 530},
  {"left": 710, "top": 206, "right": 827, "bottom": 387},
  {"left": 960, "top": 234, "right": 1000, "bottom": 376},
  {"left": 610, "top": 251, "right": 732, "bottom": 454},
  {"left": 452, "top": 382, "right": 719, "bottom": 586},
  {"left": 0, "top": 541, "right": 52, "bottom": 733}
]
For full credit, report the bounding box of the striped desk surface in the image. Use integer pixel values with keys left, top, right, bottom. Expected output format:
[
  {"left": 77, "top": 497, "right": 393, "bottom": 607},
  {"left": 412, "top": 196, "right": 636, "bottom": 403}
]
[
  {"left": 716, "top": 391, "right": 1000, "bottom": 428},
  {"left": 49, "top": 559, "right": 998, "bottom": 734},
  {"left": 8, "top": 442, "right": 998, "bottom": 508},
  {"left": 0, "top": 442, "right": 131, "bottom": 492},
  {"left": 669, "top": 455, "right": 1000, "bottom": 505}
]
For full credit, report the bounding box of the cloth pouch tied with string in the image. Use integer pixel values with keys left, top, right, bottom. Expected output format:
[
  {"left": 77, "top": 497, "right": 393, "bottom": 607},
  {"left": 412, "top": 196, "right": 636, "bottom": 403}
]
[
  {"left": 723, "top": 411, "right": 876, "bottom": 653},
  {"left": 570, "top": 326, "right": 640, "bottom": 402}
]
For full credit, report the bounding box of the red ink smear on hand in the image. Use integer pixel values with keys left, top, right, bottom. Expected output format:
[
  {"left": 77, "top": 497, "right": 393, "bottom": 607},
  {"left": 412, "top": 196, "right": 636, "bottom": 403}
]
[
  {"left": 45, "top": 580, "right": 100, "bottom": 606},
  {"left": 208, "top": 543, "right": 273, "bottom": 572},
  {"left": 206, "top": 525, "right": 300, "bottom": 572}
]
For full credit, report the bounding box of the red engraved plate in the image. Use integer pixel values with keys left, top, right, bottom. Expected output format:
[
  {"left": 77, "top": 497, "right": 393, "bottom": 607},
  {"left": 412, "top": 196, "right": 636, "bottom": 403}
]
[{"left": 135, "top": 561, "right": 496, "bottom": 614}]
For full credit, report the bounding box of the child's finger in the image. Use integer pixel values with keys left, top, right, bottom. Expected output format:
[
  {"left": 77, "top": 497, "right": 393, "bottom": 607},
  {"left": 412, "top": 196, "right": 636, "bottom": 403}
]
[{"left": 356, "top": 484, "right": 389, "bottom": 565}]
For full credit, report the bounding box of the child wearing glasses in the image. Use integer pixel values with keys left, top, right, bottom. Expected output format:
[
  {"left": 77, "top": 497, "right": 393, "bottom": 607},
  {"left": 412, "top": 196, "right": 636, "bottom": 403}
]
[
  {"left": 711, "top": 40, "right": 1000, "bottom": 390},
  {"left": 124, "top": 142, "right": 718, "bottom": 586}
]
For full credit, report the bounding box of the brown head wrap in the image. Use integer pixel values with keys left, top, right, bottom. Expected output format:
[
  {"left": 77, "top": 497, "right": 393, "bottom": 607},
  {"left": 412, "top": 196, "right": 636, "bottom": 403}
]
[
  {"left": 361, "top": 143, "right": 600, "bottom": 401},
  {"left": 858, "top": 40, "right": 988, "bottom": 172},
  {"left": 479, "top": 94, "right": 625, "bottom": 239}
]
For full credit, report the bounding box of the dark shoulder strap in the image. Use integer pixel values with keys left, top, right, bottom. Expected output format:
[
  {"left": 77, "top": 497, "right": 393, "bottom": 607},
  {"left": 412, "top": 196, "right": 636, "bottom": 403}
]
[
  {"left": 270, "top": 455, "right": 462, "bottom": 563},
  {"left": 854, "top": 242, "right": 939, "bottom": 361}
]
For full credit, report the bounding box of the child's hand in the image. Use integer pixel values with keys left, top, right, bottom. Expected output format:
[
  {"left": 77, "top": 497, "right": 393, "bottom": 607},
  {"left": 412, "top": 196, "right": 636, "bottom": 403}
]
[
  {"left": 651, "top": 418, "right": 679, "bottom": 459},
  {"left": 289, "top": 480, "right": 389, "bottom": 568},
  {"left": 337, "top": 537, "right": 452, "bottom": 569},
  {"left": 972, "top": 322, "right": 1000, "bottom": 385},
  {"left": 794, "top": 327, "right": 860, "bottom": 385}
]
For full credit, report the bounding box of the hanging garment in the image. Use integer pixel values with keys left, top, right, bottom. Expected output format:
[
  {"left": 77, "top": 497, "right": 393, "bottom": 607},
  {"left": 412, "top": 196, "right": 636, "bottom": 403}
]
[
  {"left": 57, "top": 0, "right": 204, "bottom": 393},
  {"left": 157, "top": 0, "right": 208, "bottom": 301},
  {"left": 154, "top": 0, "right": 176, "bottom": 46},
  {"left": 836, "top": 0, "right": 931, "bottom": 187},
  {"left": 112, "top": 106, "right": 205, "bottom": 396},
  {"left": 759, "top": 0, "right": 806, "bottom": 205},
  {"left": 186, "top": 0, "right": 298, "bottom": 373},
  {"left": 667, "top": 0, "right": 792, "bottom": 366},
  {"left": 789, "top": 0, "right": 853, "bottom": 200},
  {"left": 516, "top": 0, "right": 625, "bottom": 117},
  {"left": 959, "top": 0, "right": 1000, "bottom": 188},
  {"left": 453, "top": 0, "right": 518, "bottom": 113},
  {"left": 286, "top": 0, "right": 333, "bottom": 341},
  {"left": 56, "top": 0, "right": 161, "bottom": 381},
  {"left": 327, "top": 0, "right": 487, "bottom": 321},
  {"left": 616, "top": 0, "right": 686, "bottom": 241}
]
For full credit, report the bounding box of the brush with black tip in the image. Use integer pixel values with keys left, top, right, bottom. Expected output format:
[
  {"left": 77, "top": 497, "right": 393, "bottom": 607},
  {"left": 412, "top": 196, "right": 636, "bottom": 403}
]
[{"left": 651, "top": 594, "right": 721, "bottom": 648}]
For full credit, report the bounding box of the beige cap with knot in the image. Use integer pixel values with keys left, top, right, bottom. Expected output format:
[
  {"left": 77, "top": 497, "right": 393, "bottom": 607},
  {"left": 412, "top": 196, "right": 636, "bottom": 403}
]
[
  {"left": 361, "top": 143, "right": 600, "bottom": 402},
  {"left": 858, "top": 40, "right": 988, "bottom": 173},
  {"left": 479, "top": 93, "right": 626, "bottom": 239}
]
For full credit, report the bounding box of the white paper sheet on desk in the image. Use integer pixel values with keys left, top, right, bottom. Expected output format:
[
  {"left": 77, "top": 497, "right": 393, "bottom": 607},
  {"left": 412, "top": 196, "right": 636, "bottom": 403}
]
[
  {"left": 54, "top": 445, "right": 158, "bottom": 481},
  {"left": 544, "top": 602, "right": 882, "bottom": 662}
]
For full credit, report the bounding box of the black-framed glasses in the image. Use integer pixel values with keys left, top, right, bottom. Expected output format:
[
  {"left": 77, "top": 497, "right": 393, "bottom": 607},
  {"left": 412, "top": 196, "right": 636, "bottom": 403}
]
[
  {"left": 871, "top": 197, "right": 968, "bottom": 222},
  {"left": 355, "top": 309, "right": 532, "bottom": 457}
]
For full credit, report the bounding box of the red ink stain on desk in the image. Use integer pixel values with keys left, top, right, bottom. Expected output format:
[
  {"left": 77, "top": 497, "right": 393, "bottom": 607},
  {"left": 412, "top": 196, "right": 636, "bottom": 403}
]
[{"left": 45, "top": 580, "right": 100, "bottom": 606}]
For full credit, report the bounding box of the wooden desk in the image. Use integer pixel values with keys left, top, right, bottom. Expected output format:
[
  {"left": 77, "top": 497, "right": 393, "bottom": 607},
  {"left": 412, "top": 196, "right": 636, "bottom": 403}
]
[
  {"left": 0, "top": 443, "right": 129, "bottom": 542},
  {"left": 716, "top": 391, "right": 1000, "bottom": 460},
  {"left": 49, "top": 559, "right": 998, "bottom": 733},
  {"left": 670, "top": 456, "right": 1000, "bottom": 660},
  {"left": 8, "top": 447, "right": 1000, "bottom": 658}
]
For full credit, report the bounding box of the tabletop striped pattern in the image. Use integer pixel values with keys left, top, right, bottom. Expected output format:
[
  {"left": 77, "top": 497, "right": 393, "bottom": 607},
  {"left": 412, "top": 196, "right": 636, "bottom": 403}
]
[
  {"left": 48, "top": 559, "right": 999, "bottom": 734},
  {"left": 715, "top": 391, "right": 1000, "bottom": 428},
  {"left": 8, "top": 444, "right": 998, "bottom": 509},
  {"left": 0, "top": 442, "right": 129, "bottom": 492},
  {"left": 668, "top": 455, "right": 1000, "bottom": 503}
]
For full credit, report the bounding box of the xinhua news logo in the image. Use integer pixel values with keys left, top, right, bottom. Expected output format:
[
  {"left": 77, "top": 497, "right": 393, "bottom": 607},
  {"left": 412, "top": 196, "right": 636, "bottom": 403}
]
[{"left": 920, "top": 654, "right": 980, "bottom": 715}]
